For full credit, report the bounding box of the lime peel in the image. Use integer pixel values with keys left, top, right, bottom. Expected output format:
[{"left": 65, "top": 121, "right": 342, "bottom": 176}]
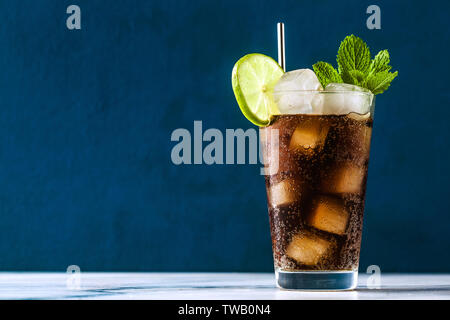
[{"left": 232, "top": 54, "right": 284, "bottom": 127}]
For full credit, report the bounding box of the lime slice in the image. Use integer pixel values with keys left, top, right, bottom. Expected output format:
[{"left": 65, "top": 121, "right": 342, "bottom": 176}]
[{"left": 232, "top": 54, "right": 284, "bottom": 126}]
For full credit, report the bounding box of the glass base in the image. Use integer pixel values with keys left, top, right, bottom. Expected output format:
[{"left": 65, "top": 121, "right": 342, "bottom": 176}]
[{"left": 276, "top": 270, "right": 358, "bottom": 291}]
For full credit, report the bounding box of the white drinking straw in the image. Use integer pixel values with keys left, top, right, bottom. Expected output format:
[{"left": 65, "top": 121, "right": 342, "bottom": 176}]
[{"left": 277, "top": 22, "right": 286, "bottom": 71}]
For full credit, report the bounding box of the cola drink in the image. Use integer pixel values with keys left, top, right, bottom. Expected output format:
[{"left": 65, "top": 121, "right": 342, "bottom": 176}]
[{"left": 261, "top": 102, "right": 374, "bottom": 290}]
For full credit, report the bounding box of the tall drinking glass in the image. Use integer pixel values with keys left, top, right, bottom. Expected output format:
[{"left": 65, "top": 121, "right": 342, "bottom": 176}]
[{"left": 261, "top": 90, "right": 374, "bottom": 290}]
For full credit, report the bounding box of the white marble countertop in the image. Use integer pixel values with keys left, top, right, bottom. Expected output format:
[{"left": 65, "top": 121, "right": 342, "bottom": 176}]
[{"left": 0, "top": 273, "right": 449, "bottom": 300}]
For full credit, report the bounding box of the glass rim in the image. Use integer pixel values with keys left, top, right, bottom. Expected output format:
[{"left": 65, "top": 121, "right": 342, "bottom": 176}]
[{"left": 272, "top": 89, "right": 374, "bottom": 97}]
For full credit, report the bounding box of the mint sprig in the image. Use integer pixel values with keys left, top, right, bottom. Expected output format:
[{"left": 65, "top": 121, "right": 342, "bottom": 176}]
[
  {"left": 337, "top": 35, "right": 371, "bottom": 75},
  {"left": 369, "top": 50, "right": 391, "bottom": 74},
  {"left": 313, "top": 35, "right": 398, "bottom": 95},
  {"left": 312, "top": 62, "right": 343, "bottom": 87},
  {"left": 365, "top": 70, "right": 397, "bottom": 95}
]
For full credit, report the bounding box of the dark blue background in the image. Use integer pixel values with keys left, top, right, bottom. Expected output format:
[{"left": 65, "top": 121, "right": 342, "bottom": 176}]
[{"left": 0, "top": 0, "right": 448, "bottom": 272}]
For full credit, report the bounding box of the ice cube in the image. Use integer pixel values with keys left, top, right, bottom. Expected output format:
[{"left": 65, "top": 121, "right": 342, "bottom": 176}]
[
  {"left": 286, "top": 231, "right": 332, "bottom": 266},
  {"left": 362, "top": 127, "right": 372, "bottom": 155},
  {"left": 327, "top": 83, "right": 371, "bottom": 92},
  {"left": 289, "top": 119, "right": 329, "bottom": 153},
  {"left": 322, "top": 162, "right": 366, "bottom": 194},
  {"left": 268, "top": 178, "right": 301, "bottom": 207},
  {"left": 307, "top": 195, "right": 349, "bottom": 235},
  {"left": 312, "top": 83, "right": 373, "bottom": 115},
  {"left": 273, "top": 69, "right": 323, "bottom": 114},
  {"left": 347, "top": 112, "right": 371, "bottom": 121}
]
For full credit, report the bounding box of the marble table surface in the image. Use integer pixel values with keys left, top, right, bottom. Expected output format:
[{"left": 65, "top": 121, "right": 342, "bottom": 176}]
[{"left": 0, "top": 273, "right": 449, "bottom": 300}]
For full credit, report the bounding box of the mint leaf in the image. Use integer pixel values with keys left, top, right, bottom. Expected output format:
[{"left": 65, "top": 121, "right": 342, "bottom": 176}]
[
  {"left": 340, "top": 71, "right": 354, "bottom": 85},
  {"left": 313, "top": 35, "right": 398, "bottom": 95},
  {"left": 369, "top": 50, "right": 391, "bottom": 74},
  {"left": 343, "top": 70, "right": 366, "bottom": 86},
  {"left": 313, "top": 61, "right": 343, "bottom": 88},
  {"left": 365, "top": 70, "right": 398, "bottom": 95},
  {"left": 337, "top": 35, "right": 371, "bottom": 75}
]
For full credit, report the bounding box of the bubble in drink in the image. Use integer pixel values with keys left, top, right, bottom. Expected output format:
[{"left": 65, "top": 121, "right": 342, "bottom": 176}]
[{"left": 334, "top": 114, "right": 373, "bottom": 165}]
